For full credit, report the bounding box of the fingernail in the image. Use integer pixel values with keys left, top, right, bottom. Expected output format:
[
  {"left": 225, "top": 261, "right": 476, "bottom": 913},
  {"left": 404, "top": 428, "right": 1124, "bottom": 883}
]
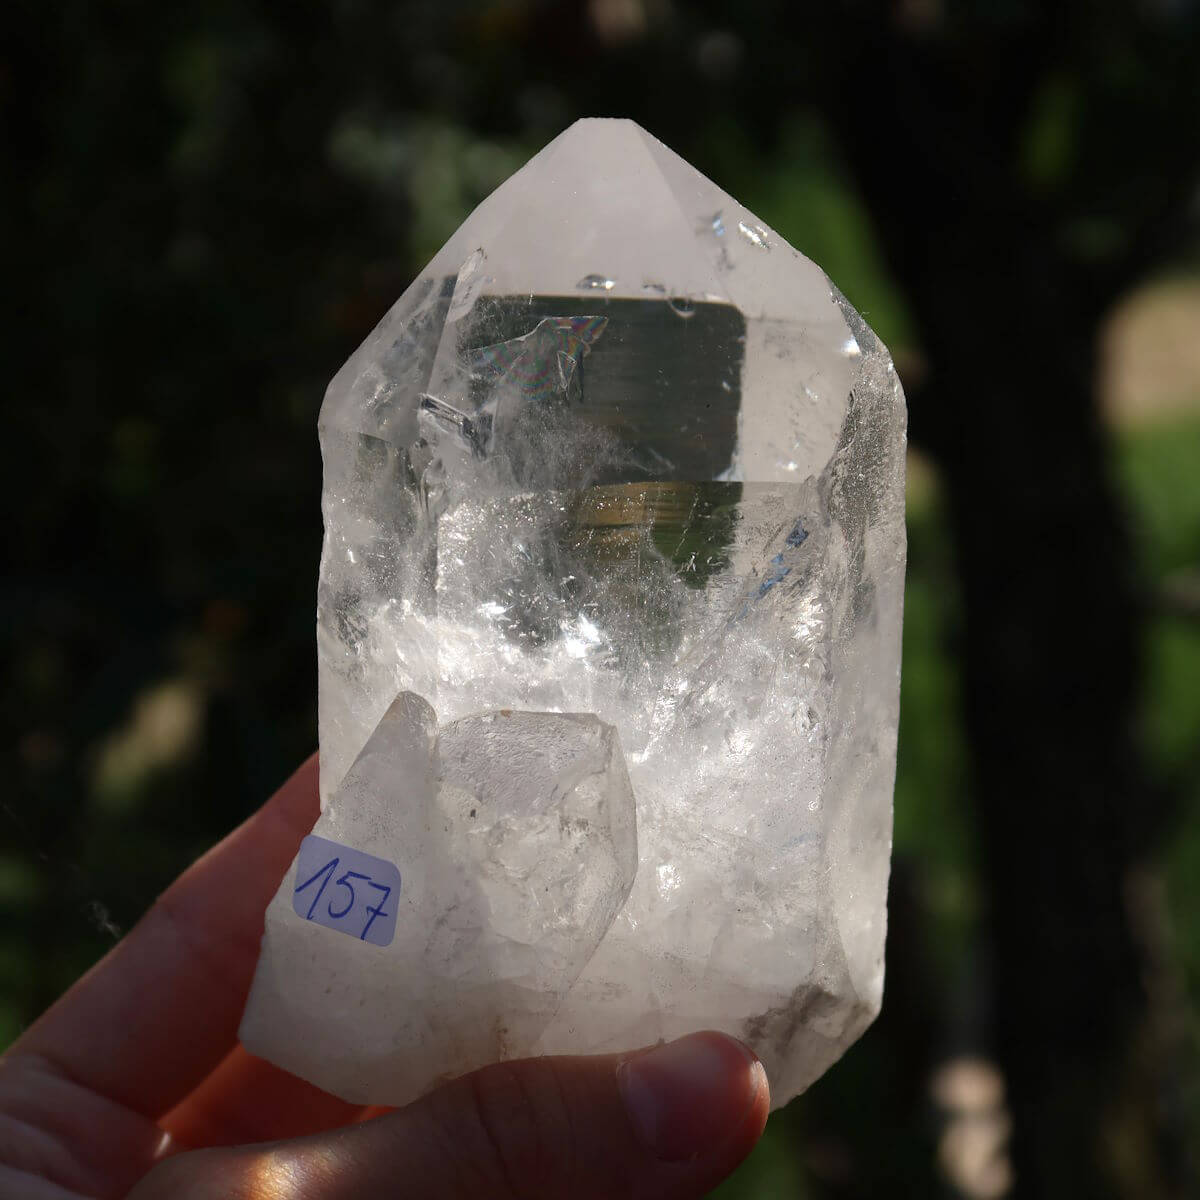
[{"left": 617, "top": 1031, "right": 766, "bottom": 1163}]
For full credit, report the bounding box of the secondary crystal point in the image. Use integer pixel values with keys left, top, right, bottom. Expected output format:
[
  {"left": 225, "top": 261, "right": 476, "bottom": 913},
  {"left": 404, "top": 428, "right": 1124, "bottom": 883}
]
[
  {"left": 241, "top": 695, "right": 637, "bottom": 1104},
  {"left": 242, "top": 117, "right": 907, "bottom": 1110}
]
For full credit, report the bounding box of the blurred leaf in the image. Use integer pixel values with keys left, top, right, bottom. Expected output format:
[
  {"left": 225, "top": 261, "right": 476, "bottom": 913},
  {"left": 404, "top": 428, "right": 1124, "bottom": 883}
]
[
  {"left": 1021, "top": 73, "right": 1081, "bottom": 193},
  {"left": 701, "top": 113, "right": 917, "bottom": 356},
  {"left": 709, "top": 1114, "right": 809, "bottom": 1197}
]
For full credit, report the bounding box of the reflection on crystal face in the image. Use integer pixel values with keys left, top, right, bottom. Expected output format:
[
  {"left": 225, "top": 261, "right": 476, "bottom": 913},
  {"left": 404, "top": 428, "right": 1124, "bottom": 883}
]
[
  {"left": 242, "top": 117, "right": 906, "bottom": 1112},
  {"left": 472, "top": 315, "right": 607, "bottom": 404},
  {"left": 737, "top": 219, "right": 771, "bottom": 250}
]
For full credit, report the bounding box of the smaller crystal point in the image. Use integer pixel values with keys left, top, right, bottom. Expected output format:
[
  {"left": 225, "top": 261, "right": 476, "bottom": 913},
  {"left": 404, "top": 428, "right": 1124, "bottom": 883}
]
[{"left": 240, "top": 694, "right": 637, "bottom": 1106}]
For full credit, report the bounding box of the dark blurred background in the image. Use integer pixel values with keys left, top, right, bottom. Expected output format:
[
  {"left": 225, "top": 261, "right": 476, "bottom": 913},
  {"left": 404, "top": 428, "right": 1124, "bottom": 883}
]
[{"left": 4, "top": 1, "right": 1200, "bottom": 1196}]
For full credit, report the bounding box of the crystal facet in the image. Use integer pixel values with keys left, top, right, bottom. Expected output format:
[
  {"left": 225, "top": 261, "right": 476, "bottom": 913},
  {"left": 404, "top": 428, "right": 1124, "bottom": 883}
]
[{"left": 241, "top": 118, "right": 907, "bottom": 1110}]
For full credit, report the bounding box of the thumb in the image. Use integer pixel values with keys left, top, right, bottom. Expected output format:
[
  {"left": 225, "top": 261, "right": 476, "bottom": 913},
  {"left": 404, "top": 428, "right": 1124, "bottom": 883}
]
[{"left": 133, "top": 1031, "right": 769, "bottom": 1199}]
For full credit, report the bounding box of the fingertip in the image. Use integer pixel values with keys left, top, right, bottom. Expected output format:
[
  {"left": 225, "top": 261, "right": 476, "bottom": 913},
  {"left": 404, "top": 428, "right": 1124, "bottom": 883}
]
[
  {"left": 617, "top": 1031, "right": 769, "bottom": 1164},
  {"left": 741, "top": 1052, "right": 771, "bottom": 1148}
]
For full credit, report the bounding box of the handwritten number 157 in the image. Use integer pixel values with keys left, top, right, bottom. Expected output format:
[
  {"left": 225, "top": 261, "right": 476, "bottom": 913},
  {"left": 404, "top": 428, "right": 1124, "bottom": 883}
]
[{"left": 295, "top": 856, "right": 392, "bottom": 940}]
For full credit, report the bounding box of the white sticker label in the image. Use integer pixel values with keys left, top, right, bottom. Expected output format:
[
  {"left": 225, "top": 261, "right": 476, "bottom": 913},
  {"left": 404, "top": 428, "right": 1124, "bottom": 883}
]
[{"left": 291, "top": 834, "right": 401, "bottom": 947}]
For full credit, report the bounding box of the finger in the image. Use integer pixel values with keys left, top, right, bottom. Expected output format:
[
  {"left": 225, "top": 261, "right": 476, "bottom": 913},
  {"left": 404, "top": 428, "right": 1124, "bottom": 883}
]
[
  {"left": 0, "top": 1049, "right": 177, "bottom": 1198},
  {"left": 10, "top": 755, "right": 320, "bottom": 1119},
  {"left": 161, "top": 1045, "right": 365, "bottom": 1148},
  {"left": 129, "top": 1031, "right": 770, "bottom": 1200}
]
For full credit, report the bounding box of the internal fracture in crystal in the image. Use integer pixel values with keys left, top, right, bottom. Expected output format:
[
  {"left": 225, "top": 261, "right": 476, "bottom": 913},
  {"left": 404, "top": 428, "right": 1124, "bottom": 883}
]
[{"left": 241, "top": 118, "right": 907, "bottom": 1110}]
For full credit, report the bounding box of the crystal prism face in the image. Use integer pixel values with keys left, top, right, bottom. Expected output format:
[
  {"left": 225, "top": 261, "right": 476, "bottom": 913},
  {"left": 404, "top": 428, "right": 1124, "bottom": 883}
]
[{"left": 243, "top": 118, "right": 907, "bottom": 1110}]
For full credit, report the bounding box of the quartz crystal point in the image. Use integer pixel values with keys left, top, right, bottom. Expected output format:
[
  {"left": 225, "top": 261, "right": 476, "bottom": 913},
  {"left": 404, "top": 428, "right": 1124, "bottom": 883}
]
[
  {"left": 241, "top": 694, "right": 637, "bottom": 1103},
  {"left": 241, "top": 118, "right": 907, "bottom": 1110}
]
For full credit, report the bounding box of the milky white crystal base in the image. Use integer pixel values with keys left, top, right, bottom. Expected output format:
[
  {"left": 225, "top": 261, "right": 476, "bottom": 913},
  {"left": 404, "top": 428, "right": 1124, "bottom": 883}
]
[
  {"left": 241, "top": 695, "right": 636, "bottom": 1104},
  {"left": 242, "top": 118, "right": 906, "bottom": 1110}
]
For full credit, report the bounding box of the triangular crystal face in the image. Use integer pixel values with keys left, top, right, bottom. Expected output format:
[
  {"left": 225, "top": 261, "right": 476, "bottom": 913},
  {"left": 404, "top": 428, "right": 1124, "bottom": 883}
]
[
  {"left": 320, "top": 118, "right": 860, "bottom": 486},
  {"left": 244, "top": 119, "right": 907, "bottom": 1113}
]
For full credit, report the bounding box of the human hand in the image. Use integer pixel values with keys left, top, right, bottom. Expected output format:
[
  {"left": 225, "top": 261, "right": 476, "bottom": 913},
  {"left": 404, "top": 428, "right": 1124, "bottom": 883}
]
[{"left": 0, "top": 756, "right": 768, "bottom": 1198}]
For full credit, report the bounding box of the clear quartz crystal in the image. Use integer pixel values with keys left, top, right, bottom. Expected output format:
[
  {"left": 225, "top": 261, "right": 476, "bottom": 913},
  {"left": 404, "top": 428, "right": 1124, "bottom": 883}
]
[{"left": 241, "top": 118, "right": 907, "bottom": 1110}]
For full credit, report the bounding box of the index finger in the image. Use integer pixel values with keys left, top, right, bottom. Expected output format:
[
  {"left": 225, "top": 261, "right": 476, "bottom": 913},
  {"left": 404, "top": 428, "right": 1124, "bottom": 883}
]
[{"left": 12, "top": 754, "right": 320, "bottom": 1118}]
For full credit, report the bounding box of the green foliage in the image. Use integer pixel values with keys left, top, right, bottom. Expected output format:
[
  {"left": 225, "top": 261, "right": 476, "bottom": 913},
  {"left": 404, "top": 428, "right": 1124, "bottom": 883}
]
[
  {"left": 1117, "top": 419, "right": 1200, "bottom": 580},
  {"left": 1115, "top": 419, "right": 1200, "bottom": 1085}
]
